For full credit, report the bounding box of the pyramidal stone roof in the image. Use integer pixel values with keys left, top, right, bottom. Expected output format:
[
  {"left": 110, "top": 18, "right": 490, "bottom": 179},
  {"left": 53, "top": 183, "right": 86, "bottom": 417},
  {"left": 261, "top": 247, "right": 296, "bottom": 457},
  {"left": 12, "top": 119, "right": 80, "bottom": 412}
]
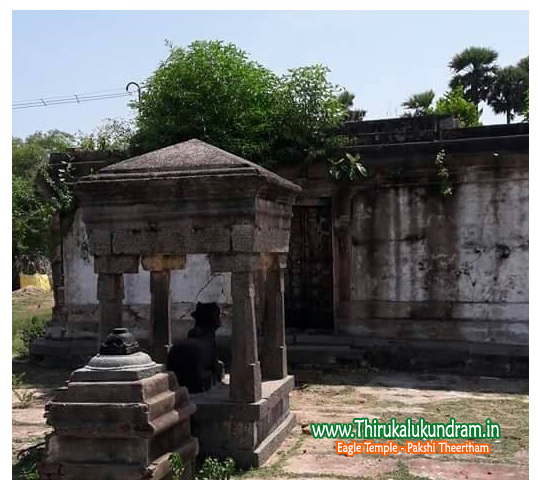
[{"left": 92, "top": 139, "right": 300, "bottom": 191}]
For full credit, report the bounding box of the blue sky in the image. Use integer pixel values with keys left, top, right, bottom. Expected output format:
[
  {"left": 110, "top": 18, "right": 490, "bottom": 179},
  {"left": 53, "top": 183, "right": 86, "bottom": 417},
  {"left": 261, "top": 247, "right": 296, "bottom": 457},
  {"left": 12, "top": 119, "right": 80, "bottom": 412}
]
[{"left": 12, "top": 10, "right": 529, "bottom": 139}]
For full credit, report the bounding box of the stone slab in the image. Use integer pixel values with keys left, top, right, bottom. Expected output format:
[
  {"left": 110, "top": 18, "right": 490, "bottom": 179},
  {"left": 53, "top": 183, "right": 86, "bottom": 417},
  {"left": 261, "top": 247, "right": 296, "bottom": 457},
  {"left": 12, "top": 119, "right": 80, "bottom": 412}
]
[
  {"left": 191, "top": 375, "right": 294, "bottom": 421},
  {"left": 253, "top": 411, "right": 296, "bottom": 467}
]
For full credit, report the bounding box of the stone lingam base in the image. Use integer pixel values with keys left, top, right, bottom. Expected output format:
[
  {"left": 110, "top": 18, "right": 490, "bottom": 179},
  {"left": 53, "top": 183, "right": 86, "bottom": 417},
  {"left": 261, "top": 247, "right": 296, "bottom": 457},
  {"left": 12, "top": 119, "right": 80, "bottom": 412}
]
[
  {"left": 190, "top": 375, "right": 295, "bottom": 469},
  {"left": 39, "top": 329, "right": 198, "bottom": 480}
]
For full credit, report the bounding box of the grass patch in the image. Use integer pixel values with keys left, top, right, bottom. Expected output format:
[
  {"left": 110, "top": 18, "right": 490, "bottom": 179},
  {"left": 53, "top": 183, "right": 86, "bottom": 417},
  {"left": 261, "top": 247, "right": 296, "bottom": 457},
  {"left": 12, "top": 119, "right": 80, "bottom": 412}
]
[
  {"left": 374, "top": 461, "right": 429, "bottom": 480},
  {"left": 421, "top": 396, "right": 528, "bottom": 462},
  {"left": 337, "top": 394, "right": 528, "bottom": 464},
  {"left": 12, "top": 289, "right": 53, "bottom": 357}
]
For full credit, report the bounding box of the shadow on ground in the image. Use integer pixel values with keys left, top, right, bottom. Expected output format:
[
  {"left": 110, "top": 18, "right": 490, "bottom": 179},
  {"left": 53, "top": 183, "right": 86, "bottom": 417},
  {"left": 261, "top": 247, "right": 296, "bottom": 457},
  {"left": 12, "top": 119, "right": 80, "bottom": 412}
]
[{"left": 291, "top": 366, "right": 528, "bottom": 396}]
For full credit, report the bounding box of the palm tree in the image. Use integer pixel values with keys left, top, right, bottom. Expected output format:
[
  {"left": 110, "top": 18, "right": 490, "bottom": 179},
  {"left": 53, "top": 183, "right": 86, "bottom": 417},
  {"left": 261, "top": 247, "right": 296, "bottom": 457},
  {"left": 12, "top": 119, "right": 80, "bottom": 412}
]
[
  {"left": 338, "top": 90, "right": 367, "bottom": 121},
  {"left": 517, "top": 56, "right": 529, "bottom": 75},
  {"left": 338, "top": 90, "right": 355, "bottom": 109},
  {"left": 488, "top": 65, "right": 528, "bottom": 124},
  {"left": 401, "top": 90, "right": 435, "bottom": 116},
  {"left": 449, "top": 46, "right": 499, "bottom": 107}
]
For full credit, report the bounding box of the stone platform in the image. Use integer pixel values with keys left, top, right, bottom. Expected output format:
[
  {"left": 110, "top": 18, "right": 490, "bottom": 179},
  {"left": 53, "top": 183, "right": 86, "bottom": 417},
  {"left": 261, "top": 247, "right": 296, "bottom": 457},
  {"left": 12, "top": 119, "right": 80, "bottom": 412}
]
[
  {"left": 190, "top": 375, "right": 295, "bottom": 469},
  {"left": 39, "top": 369, "right": 198, "bottom": 479}
]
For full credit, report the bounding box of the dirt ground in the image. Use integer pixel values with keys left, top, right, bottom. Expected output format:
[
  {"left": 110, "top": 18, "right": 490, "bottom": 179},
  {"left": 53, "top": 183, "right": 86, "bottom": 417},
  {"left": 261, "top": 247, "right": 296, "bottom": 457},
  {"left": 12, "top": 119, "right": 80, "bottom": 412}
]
[
  {"left": 241, "top": 368, "right": 529, "bottom": 480},
  {"left": 12, "top": 362, "right": 528, "bottom": 480}
]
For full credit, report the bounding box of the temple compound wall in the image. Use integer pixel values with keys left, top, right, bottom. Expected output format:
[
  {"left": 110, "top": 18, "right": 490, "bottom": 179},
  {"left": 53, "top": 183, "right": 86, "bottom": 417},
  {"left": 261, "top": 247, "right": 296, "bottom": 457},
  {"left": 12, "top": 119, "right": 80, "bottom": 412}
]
[
  {"left": 275, "top": 118, "right": 528, "bottom": 374},
  {"left": 35, "top": 118, "right": 529, "bottom": 374}
]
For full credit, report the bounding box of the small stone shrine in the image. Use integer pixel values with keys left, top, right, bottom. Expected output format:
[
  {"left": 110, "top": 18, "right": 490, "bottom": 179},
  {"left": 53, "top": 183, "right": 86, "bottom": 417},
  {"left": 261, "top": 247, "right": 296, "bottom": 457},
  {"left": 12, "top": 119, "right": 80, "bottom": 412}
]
[
  {"left": 39, "top": 328, "right": 198, "bottom": 479},
  {"left": 69, "top": 139, "right": 301, "bottom": 468}
]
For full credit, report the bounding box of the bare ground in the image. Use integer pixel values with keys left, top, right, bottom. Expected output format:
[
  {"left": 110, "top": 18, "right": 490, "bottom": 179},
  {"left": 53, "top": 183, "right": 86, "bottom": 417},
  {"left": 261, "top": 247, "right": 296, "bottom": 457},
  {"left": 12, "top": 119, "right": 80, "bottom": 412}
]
[
  {"left": 239, "top": 368, "right": 529, "bottom": 480},
  {"left": 12, "top": 363, "right": 528, "bottom": 480}
]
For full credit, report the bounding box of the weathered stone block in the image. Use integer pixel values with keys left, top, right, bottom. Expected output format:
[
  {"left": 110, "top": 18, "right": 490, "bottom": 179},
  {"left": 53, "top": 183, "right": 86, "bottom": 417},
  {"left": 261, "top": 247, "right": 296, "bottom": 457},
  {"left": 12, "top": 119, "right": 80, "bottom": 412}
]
[
  {"left": 209, "top": 254, "right": 264, "bottom": 273},
  {"left": 154, "top": 226, "right": 192, "bottom": 254},
  {"left": 232, "top": 224, "right": 255, "bottom": 252},
  {"left": 141, "top": 254, "right": 186, "bottom": 271},
  {"left": 41, "top": 370, "right": 198, "bottom": 480},
  {"left": 95, "top": 255, "right": 140, "bottom": 274},
  {"left": 188, "top": 226, "right": 231, "bottom": 253},
  {"left": 112, "top": 229, "right": 156, "bottom": 255},
  {"left": 86, "top": 228, "right": 112, "bottom": 256},
  {"left": 191, "top": 376, "right": 295, "bottom": 468}
]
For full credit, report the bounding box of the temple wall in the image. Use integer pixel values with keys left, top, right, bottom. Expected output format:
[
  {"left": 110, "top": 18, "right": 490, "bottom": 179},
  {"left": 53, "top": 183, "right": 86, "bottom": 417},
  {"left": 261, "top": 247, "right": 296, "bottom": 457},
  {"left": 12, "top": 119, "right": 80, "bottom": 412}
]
[
  {"left": 340, "top": 153, "right": 528, "bottom": 347},
  {"left": 40, "top": 120, "right": 529, "bottom": 371},
  {"left": 273, "top": 122, "right": 529, "bottom": 366}
]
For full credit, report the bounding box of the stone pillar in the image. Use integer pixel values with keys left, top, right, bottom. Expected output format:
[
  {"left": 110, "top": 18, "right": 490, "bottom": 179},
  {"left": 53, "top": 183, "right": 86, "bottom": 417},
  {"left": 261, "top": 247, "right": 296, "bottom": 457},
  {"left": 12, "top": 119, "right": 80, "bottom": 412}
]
[
  {"left": 142, "top": 255, "right": 186, "bottom": 365},
  {"left": 262, "top": 255, "right": 287, "bottom": 379},
  {"left": 97, "top": 273, "right": 124, "bottom": 340},
  {"left": 94, "top": 255, "right": 140, "bottom": 341},
  {"left": 150, "top": 270, "right": 171, "bottom": 364},
  {"left": 230, "top": 270, "right": 262, "bottom": 403}
]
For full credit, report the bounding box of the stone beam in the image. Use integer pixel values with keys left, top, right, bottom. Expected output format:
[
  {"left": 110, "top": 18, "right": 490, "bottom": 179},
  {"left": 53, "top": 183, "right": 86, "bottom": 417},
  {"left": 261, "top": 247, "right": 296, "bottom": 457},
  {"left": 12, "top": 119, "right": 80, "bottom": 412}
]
[{"left": 209, "top": 253, "right": 269, "bottom": 273}]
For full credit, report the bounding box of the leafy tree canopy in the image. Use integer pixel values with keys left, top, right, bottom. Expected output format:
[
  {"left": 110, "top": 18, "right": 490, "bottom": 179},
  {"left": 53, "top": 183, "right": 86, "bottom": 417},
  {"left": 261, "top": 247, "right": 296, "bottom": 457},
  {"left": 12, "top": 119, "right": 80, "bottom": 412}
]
[
  {"left": 449, "top": 46, "right": 499, "bottom": 107},
  {"left": 131, "top": 40, "right": 351, "bottom": 165},
  {"left": 12, "top": 130, "right": 78, "bottom": 263},
  {"left": 488, "top": 63, "right": 528, "bottom": 124},
  {"left": 12, "top": 130, "right": 75, "bottom": 180},
  {"left": 77, "top": 118, "right": 135, "bottom": 151},
  {"left": 433, "top": 86, "right": 481, "bottom": 127},
  {"left": 12, "top": 175, "right": 55, "bottom": 259}
]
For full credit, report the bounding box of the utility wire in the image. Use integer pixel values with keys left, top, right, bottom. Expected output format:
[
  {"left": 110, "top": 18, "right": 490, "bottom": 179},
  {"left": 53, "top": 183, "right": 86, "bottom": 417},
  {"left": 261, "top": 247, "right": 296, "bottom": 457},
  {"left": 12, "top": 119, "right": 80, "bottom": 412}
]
[
  {"left": 13, "top": 86, "right": 128, "bottom": 105},
  {"left": 13, "top": 85, "right": 142, "bottom": 110}
]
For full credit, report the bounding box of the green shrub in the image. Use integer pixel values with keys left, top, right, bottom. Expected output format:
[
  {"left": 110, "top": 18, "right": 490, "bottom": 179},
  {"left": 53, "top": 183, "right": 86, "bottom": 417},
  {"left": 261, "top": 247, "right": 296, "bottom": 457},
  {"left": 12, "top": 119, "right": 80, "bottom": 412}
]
[
  {"left": 197, "top": 456, "right": 236, "bottom": 480},
  {"left": 14, "top": 315, "right": 47, "bottom": 357},
  {"left": 169, "top": 453, "right": 236, "bottom": 480},
  {"left": 169, "top": 452, "right": 185, "bottom": 480},
  {"left": 12, "top": 372, "right": 35, "bottom": 408}
]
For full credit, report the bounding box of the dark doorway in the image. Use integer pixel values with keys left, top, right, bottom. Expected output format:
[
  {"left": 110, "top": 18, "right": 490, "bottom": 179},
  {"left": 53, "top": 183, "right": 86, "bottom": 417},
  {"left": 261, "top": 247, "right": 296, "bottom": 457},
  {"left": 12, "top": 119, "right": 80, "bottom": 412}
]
[{"left": 285, "top": 200, "right": 334, "bottom": 330}]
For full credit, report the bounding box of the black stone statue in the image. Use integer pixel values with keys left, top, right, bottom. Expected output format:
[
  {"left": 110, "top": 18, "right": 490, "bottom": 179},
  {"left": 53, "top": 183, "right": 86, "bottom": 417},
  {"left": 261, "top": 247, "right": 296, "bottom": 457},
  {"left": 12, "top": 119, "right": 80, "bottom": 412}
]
[{"left": 166, "top": 302, "right": 224, "bottom": 393}]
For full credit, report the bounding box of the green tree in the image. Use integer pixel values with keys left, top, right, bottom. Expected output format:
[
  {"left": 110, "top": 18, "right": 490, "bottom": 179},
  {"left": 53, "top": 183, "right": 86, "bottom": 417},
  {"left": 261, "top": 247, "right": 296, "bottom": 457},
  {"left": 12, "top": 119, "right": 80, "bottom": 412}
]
[
  {"left": 517, "top": 56, "right": 529, "bottom": 75},
  {"left": 401, "top": 90, "right": 435, "bottom": 116},
  {"left": 274, "top": 64, "right": 347, "bottom": 162},
  {"left": 487, "top": 64, "right": 528, "bottom": 124},
  {"left": 433, "top": 86, "right": 481, "bottom": 127},
  {"left": 12, "top": 130, "right": 75, "bottom": 269},
  {"left": 338, "top": 90, "right": 367, "bottom": 121},
  {"left": 449, "top": 46, "right": 499, "bottom": 108},
  {"left": 12, "top": 130, "right": 74, "bottom": 180},
  {"left": 132, "top": 40, "right": 282, "bottom": 161},
  {"left": 77, "top": 118, "right": 135, "bottom": 151},
  {"left": 132, "top": 40, "right": 348, "bottom": 164},
  {"left": 12, "top": 175, "right": 55, "bottom": 259},
  {"left": 523, "top": 89, "right": 529, "bottom": 122}
]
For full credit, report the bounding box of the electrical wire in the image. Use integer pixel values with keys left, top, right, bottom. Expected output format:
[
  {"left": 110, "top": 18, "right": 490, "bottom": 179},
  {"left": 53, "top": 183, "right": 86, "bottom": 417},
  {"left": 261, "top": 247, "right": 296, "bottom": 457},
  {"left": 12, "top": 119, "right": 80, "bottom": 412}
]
[{"left": 12, "top": 86, "right": 141, "bottom": 110}]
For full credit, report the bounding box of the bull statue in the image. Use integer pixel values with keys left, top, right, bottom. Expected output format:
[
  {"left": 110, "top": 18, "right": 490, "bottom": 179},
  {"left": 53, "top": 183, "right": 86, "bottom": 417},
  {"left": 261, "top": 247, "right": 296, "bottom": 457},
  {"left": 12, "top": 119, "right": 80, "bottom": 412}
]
[{"left": 166, "top": 302, "right": 224, "bottom": 393}]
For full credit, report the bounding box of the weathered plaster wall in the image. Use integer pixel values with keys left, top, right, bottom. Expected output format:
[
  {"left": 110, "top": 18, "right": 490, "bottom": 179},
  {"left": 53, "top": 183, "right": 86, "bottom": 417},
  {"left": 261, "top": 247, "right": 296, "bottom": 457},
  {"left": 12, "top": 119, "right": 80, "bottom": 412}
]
[
  {"left": 342, "top": 153, "right": 528, "bottom": 347},
  {"left": 275, "top": 141, "right": 528, "bottom": 361},
  {"left": 59, "top": 209, "right": 232, "bottom": 345}
]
